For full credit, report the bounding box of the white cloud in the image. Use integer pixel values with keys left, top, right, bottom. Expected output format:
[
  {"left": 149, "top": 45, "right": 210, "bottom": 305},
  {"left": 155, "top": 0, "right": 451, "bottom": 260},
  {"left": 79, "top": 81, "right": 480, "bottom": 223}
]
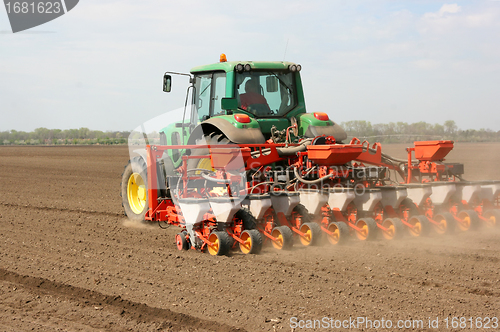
[{"left": 423, "top": 3, "right": 461, "bottom": 19}]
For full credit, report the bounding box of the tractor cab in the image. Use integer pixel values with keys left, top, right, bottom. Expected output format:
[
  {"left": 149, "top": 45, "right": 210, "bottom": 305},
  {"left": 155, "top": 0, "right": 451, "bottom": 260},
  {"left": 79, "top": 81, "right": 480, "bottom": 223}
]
[
  {"left": 162, "top": 55, "right": 346, "bottom": 154},
  {"left": 187, "top": 58, "right": 306, "bottom": 125}
]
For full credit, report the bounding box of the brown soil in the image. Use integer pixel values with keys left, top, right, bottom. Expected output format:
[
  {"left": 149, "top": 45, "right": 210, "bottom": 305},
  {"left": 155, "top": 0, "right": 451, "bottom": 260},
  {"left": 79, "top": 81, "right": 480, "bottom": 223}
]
[{"left": 0, "top": 144, "right": 499, "bottom": 331}]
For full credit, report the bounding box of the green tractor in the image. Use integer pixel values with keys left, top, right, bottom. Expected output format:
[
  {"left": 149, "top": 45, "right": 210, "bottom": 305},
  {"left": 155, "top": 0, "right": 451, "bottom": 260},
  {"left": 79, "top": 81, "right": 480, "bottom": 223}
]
[
  {"left": 121, "top": 55, "right": 347, "bottom": 221},
  {"left": 161, "top": 55, "right": 347, "bottom": 167}
]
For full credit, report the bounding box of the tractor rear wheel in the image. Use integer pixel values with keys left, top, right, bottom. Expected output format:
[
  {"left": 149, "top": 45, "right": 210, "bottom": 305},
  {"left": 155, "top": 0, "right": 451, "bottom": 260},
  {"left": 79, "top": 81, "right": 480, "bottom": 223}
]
[
  {"left": 186, "top": 133, "right": 230, "bottom": 172},
  {"left": 121, "top": 157, "right": 149, "bottom": 223},
  {"left": 271, "top": 226, "right": 294, "bottom": 250},
  {"left": 326, "top": 222, "right": 350, "bottom": 245}
]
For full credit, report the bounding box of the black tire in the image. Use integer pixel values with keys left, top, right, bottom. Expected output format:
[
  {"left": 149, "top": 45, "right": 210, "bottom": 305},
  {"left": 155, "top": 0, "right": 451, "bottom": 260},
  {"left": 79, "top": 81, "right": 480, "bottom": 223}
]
[
  {"left": 207, "top": 231, "right": 232, "bottom": 256},
  {"left": 483, "top": 209, "right": 500, "bottom": 228},
  {"left": 381, "top": 218, "right": 405, "bottom": 240},
  {"left": 175, "top": 232, "right": 190, "bottom": 251},
  {"left": 326, "top": 222, "right": 350, "bottom": 245},
  {"left": 432, "top": 212, "right": 456, "bottom": 234},
  {"left": 407, "top": 215, "right": 430, "bottom": 237},
  {"left": 400, "top": 198, "right": 420, "bottom": 216},
  {"left": 299, "top": 222, "right": 322, "bottom": 246},
  {"left": 234, "top": 208, "right": 257, "bottom": 230},
  {"left": 271, "top": 226, "right": 294, "bottom": 250},
  {"left": 239, "top": 229, "right": 263, "bottom": 254},
  {"left": 457, "top": 209, "right": 480, "bottom": 231},
  {"left": 186, "top": 133, "right": 230, "bottom": 171},
  {"left": 120, "top": 157, "right": 149, "bottom": 223},
  {"left": 355, "top": 218, "right": 377, "bottom": 241},
  {"left": 292, "top": 204, "right": 313, "bottom": 228}
]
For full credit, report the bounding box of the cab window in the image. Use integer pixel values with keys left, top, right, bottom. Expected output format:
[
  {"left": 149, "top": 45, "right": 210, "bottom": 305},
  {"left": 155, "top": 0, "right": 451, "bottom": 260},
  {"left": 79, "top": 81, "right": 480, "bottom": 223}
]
[
  {"left": 193, "top": 71, "right": 226, "bottom": 120},
  {"left": 235, "top": 71, "right": 297, "bottom": 117}
]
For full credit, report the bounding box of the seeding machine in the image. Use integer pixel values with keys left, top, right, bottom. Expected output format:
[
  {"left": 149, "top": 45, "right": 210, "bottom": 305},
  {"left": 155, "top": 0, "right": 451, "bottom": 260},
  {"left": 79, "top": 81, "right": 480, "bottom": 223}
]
[{"left": 121, "top": 55, "right": 500, "bottom": 256}]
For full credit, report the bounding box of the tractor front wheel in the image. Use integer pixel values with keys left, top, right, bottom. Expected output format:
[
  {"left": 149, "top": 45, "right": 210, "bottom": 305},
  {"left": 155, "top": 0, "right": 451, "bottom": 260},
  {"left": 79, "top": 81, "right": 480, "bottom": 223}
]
[{"left": 121, "top": 157, "right": 149, "bottom": 223}]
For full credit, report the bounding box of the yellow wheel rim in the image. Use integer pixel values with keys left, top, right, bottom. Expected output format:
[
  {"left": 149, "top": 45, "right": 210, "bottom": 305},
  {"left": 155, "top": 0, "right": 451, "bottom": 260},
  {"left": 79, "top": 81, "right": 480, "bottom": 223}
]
[
  {"left": 485, "top": 212, "right": 497, "bottom": 228},
  {"left": 271, "top": 229, "right": 284, "bottom": 250},
  {"left": 487, "top": 215, "right": 496, "bottom": 227},
  {"left": 208, "top": 233, "right": 219, "bottom": 256},
  {"left": 127, "top": 172, "right": 146, "bottom": 214},
  {"left": 458, "top": 213, "right": 470, "bottom": 231},
  {"left": 408, "top": 217, "right": 421, "bottom": 237},
  {"left": 195, "top": 158, "right": 214, "bottom": 174},
  {"left": 239, "top": 232, "right": 252, "bottom": 254},
  {"left": 434, "top": 215, "right": 447, "bottom": 234},
  {"left": 356, "top": 221, "right": 368, "bottom": 241},
  {"left": 327, "top": 224, "right": 340, "bottom": 244},
  {"left": 382, "top": 220, "right": 395, "bottom": 240},
  {"left": 299, "top": 225, "right": 312, "bottom": 246}
]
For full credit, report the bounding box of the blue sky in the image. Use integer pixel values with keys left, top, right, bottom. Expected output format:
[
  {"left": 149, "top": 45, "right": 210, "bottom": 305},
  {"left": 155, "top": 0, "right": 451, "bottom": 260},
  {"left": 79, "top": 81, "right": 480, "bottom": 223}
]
[{"left": 1, "top": 0, "right": 499, "bottom": 132}]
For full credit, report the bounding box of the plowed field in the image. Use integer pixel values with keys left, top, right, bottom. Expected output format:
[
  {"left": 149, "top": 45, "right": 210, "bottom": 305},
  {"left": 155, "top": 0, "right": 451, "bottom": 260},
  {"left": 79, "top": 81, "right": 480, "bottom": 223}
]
[{"left": 0, "top": 143, "right": 499, "bottom": 331}]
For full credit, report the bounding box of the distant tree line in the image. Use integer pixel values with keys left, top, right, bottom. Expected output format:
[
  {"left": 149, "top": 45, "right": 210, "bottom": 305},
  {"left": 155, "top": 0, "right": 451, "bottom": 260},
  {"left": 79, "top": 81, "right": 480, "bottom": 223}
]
[
  {"left": 0, "top": 128, "right": 130, "bottom": 145},
  {"left": 341, "top": 120, "right": 500, "bottom": 143},
  {"left": 0, "top": 120, "right": 498, "bottom": 145}
]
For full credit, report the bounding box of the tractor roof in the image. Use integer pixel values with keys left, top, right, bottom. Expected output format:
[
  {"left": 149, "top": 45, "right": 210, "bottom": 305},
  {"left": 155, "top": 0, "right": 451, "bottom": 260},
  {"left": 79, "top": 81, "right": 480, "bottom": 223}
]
[{"left": 190, "top": 61, "right": 299, "bottom": 74}]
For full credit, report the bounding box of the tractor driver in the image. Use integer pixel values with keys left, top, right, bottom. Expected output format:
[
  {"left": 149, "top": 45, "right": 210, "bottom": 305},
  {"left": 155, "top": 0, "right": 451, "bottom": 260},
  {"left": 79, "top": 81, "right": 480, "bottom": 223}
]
[{"left": 239, "top": 79, "right": 271, "bottom": 114}]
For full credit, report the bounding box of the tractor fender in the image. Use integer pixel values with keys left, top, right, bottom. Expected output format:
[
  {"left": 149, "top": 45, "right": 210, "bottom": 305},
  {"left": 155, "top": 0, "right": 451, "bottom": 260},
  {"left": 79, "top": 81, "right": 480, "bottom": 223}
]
[
  {"left": 304, "top": 123, "right": 347, "bottom": 142},
  {"left": 188, "top": 117, "right": 266, "bottom": 145},
  {"left": 132, "top": 149, "right": 148, "bottom": 165},
  {"left": 298, "top": 113, "right": 347, "bottom": 142}
]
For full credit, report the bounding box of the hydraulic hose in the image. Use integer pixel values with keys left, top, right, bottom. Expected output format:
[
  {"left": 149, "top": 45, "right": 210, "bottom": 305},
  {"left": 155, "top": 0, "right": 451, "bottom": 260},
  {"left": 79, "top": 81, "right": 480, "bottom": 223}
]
[
  {"left": 293, "top": 167, "right": 334, "bottom": 184},
  {"left": 201, "top": 172, "right": 232, "bottom": 183},
  {"left": 275, "top": 138, "right": 313, "bottom": 157}
]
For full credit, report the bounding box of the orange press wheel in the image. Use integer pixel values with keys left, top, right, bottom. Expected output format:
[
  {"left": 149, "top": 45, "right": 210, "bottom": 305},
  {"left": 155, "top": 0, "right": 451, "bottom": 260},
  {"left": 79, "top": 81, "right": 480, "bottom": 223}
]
[
  {"left": 326, "top": 222, "right": 349, "bottom": 245},
  {"left": 355, "top": 218, "right": 377, "bottom": 241},
  {"left": 271, "top": 226, "right": 293, "bottom": 250},
  {"left": 381, "top": 218, "right": 404, "bottom": 240},
  {"left": 239, "top": 229, "right": 263, "bottom": 255},
  {"left": 407, "top": 215, "right": 430, "bottom": 237},
  {"left": 299, "top": 222, "right": 322, "bottom": 246},
  {"left": 207, "top": 231, "right": 231, "bottom": 256}
]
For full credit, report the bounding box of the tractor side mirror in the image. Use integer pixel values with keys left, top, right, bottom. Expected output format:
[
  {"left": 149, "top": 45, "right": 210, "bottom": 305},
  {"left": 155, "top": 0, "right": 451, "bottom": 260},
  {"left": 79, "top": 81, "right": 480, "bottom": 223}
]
[
  {"left": 163, "top": 74, "right": 172, "bottom": 92},
  {"left": 221, "top": 98, "right": 239, "bottom": 110},
  {"left": 266, "top": 76, "right": 278, "bottom": 93}
]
